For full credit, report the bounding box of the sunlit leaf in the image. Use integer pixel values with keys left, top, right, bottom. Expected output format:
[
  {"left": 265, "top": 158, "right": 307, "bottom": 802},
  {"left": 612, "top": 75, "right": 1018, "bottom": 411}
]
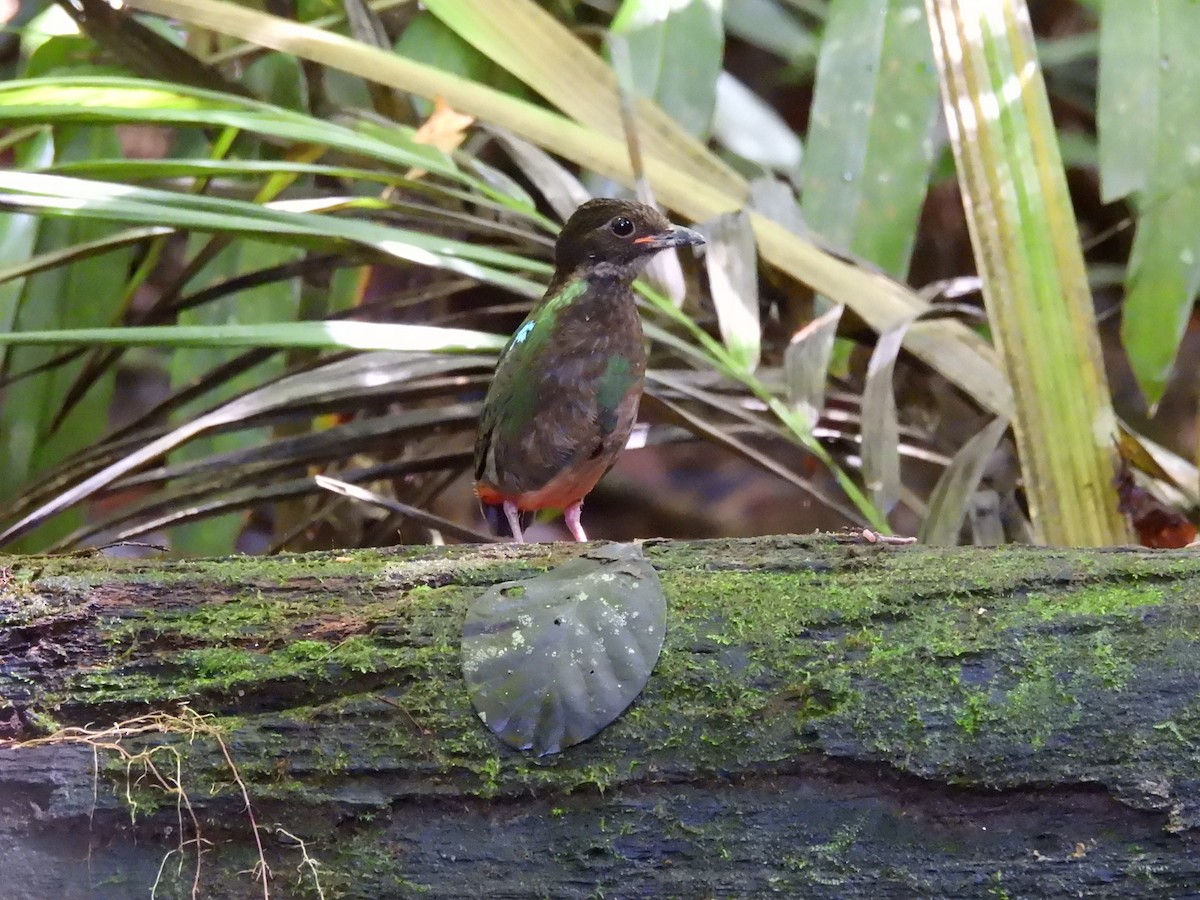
[
  {"left": 45, "top": 156, "right": 425, "bottom": 187},
  {"left": 0, "top": 171, "right": 546, "bottom": 297},
  {"left": 712, "top": 73, "right": 803, "bottom": 177},
  {"left": 0, "top": 322, "right": 508, "bottom": 352},
  {"left": 423, "top": 0, "right": 741, "bottom": 194},
  {"left": 700, "top": 210, "right": 760, "bottom": 372},
  {"left": 394, "top": 9, "right": 529, "bottom": 117},
  {"left": 0, "top": 78, "right": 458, "bottom": 179}
]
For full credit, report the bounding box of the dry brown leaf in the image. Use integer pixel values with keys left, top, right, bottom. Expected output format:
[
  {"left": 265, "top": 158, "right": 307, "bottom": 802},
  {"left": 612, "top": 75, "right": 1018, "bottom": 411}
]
[{"left": 406, "top": 96, "right": 475, "bottom": 180}]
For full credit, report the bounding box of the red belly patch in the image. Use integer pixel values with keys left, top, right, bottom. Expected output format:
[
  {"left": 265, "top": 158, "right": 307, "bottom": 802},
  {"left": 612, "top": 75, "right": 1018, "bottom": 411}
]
[{"left": 475, "top": 454, "right": 612, "bottom": 511}]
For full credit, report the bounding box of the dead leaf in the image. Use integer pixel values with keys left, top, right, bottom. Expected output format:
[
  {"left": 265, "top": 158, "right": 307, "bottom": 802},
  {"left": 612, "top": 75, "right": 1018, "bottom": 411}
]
[
  {"left": 1114, "top": 466, "right": 1197, "bottom": 549},
  {"left": 405, "top": 97, "right": 475, "bottom": 180}
]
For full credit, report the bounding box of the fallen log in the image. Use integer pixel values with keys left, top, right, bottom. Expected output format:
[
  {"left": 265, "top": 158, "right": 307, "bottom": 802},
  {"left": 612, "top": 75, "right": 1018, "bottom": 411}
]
[{"left": 2, "top": 536, "right": 1199, "bottom": 898}]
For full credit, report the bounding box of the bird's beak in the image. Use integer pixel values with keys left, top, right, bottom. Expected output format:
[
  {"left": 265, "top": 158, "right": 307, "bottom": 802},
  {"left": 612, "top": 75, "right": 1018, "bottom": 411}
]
[{"left": 633, "top": 225, "right": 705, "bottom": 250}]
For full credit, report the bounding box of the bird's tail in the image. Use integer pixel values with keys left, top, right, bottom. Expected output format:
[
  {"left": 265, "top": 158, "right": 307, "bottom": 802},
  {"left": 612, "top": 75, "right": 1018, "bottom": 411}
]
[{"left": 481, "top": 501, "right": 533, "bottom": 538}]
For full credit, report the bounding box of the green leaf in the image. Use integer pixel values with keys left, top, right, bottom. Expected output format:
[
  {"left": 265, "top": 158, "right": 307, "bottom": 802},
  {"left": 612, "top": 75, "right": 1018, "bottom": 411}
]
[
  {"left": 1099, "top": 0, "right": 1200, "bottom": 406},
  {"left": 23, "top": 33, "right": 106, "bottom": 80},
  {"left": 1097, "top": 1, "right": 1158, "bottom": 202},
  {"left": 243, "top": 49, "right": 308, "bottom": 113},
  {"left": 0, "top": 133, "right": 53, "bottom": 371},
  {"left": 860, "top": 321, "right": 909, "bottom": 516},
  {"left": 801, "top": 0, "right": 938, "bottom": 277},
  {"left": 43, "top": 156, "right": 421, "bottom": 186},
  {"left": 18, "top": 4, "right": 80, "bottom": 63},
  {"left": 611, "top": 0, "right": 724, "bottom": 138},
  {"left": 724, "top": 0, "right": 818, "bottom": 65}
]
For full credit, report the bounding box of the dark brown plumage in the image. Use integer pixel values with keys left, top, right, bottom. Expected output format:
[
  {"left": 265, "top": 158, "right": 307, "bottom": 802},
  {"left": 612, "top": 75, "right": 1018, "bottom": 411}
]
[{"left": 473, "top": 199, "right": 704, "bottom": 542}]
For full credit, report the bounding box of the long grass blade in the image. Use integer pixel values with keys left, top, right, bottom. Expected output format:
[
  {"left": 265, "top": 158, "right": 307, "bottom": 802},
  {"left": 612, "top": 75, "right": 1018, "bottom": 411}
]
[
  {"left": 925, "top": 0, "right": 1129, "bottom": 545},
  {"left": 0, "top": 321, "right": 507, "bottom": 352}
]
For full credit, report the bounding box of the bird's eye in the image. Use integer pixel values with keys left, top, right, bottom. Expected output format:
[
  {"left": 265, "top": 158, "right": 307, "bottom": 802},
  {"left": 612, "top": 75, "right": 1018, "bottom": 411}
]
[{"left": 609, "top": 216, "right": 635, "bottom": 237}]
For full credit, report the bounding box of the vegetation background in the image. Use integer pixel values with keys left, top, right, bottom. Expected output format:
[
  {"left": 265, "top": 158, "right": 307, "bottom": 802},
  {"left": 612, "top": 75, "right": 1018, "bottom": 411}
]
[{"left": 0, "top": 0, "right": 1195, "bottom": 555}]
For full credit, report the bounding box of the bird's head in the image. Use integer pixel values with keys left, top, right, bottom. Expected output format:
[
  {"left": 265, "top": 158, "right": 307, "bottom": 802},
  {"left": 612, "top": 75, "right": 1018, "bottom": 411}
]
[{"left": 554, "top": 198, "right": 705, "bottom": 281}]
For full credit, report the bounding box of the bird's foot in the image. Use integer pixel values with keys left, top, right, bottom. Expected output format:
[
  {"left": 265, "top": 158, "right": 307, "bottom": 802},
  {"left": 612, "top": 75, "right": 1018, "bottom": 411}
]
[
  {"left": 564, "top": 502, "right": 588, "bottom": 542},
  {"left": 503, "top": 501, "right": 526, "bottom": 543}
]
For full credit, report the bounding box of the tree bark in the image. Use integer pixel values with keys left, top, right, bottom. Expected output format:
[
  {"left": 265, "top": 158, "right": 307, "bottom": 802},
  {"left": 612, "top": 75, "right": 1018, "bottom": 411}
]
[{"left": 2, "top": 536, "right": 1200, "bottom": 898}]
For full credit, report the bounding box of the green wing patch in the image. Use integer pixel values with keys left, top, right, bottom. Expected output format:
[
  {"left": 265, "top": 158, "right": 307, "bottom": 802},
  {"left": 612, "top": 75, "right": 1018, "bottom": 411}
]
[
  {"left": 489, "top": 279, "right": 589, "bottom": 439},
  {"left": 596, "top": 356, "right": 635, "bottom": 434}
]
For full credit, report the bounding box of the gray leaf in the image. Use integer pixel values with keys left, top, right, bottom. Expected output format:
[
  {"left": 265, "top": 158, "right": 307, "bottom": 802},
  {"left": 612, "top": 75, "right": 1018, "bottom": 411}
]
[{"left": 461, "top": 542, "right": 666, "bottom": 756}]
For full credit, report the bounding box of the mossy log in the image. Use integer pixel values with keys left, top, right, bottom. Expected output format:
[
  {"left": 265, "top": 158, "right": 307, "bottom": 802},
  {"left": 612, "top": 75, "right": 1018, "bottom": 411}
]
[{"left": 3, "top": 536, "right": 1200, "bottom": 898}]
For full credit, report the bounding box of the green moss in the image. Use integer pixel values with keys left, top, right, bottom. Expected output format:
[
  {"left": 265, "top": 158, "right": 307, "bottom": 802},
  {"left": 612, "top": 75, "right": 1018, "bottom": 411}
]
[
  {"left": 1017, "top": 583, "right": 1167, "bottom": 622},
  {"left": 1089, "top": 632, "right": 1134, "bottom": 690},
  {"left": 11, "top": 534, "right": 1200, "bottom": 893},
  {"left": 955, "top": 688, "right": 995, "bottom": 735},
  {"left": 183, "top": 647, "right": 261, "bottom": 684},
  {"left": 478, "top": 754, "right": 503, "bottom": 797},
  {"left": 280, "top": 639, "right": 335, "bottom": 662}
]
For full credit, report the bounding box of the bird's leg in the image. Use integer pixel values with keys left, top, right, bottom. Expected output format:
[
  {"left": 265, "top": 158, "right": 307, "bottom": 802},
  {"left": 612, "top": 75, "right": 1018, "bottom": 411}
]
[
  {"left": 503, "top": 500, "right": 526, "bottom": 543},
  {"left": 564, "top": 501, "right": 588, "bottom": 542}
]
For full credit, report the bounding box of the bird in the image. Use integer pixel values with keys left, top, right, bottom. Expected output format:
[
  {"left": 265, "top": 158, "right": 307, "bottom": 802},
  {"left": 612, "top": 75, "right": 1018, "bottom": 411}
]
[{"left": 473, "top": 198, "right": 705, "bottom": 542}]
